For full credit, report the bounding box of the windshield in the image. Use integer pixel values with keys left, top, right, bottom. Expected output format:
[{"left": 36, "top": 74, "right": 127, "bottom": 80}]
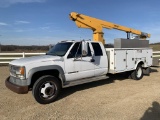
[{"left": 46, "top": 42, "right": 73, "bottom": 56}]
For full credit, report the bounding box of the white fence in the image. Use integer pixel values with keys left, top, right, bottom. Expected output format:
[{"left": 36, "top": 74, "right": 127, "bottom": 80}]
[
  {"left": 0, "top": 52, "right": 45, "bottom": 64},
  {"left": 0, "top": 51, "right": 160, "bottom": 64},
  {"left": 153, "top": 51, "right": 160, "bottom": 58}
]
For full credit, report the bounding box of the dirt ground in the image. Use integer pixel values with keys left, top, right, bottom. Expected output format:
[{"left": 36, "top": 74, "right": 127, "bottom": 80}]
[{"left": 0, "top": 66, "right": 160, "bottom": 120}]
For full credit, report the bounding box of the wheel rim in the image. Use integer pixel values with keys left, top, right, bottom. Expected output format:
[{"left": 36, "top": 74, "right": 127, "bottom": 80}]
[
  {"left": 39, "top": 81, "right": 57, "bottom": 100},
  {"left": 136, "top": 67, "right": 142, "bottom": 78}
]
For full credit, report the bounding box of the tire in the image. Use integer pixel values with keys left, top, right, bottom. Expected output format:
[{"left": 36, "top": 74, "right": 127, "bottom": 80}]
[
  {"left": 131, "top": 65, "right": 143, "bottom": 80},
  {"left": 127, "top": 71, "right": 132, "bottom": 79},
  {"left": 32, "top": 75, "right": 61, "bottom": 104}
]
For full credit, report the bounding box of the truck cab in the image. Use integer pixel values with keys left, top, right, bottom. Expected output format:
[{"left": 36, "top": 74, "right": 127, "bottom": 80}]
[
  {"left": 61, "top": 41, "right": 108, "bottom": 81},
  {"left": 5, "top": 40, "right": 108, "bottom": 104}
]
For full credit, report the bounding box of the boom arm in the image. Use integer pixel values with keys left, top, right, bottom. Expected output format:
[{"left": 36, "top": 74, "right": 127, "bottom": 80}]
[{"left": 70, "top": 12, "right": 150, "bottom": 44}]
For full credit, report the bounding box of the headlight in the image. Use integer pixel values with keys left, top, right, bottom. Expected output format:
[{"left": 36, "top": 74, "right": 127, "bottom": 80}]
[
  {"left": 16, "top": 67, "right": 25, "bottom": 79},
  {"left": 10, "top": 65, "right": 26, "bottom": 79}
]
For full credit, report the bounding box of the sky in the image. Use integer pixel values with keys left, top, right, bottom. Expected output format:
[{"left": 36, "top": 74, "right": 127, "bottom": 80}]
[{"left": 0, "top": 0, "right": 160, "bottom": 45}]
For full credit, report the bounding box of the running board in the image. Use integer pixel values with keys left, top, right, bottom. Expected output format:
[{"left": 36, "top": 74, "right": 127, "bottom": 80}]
[{"left": 63, "top": 75, "right": 109, "bottom": 88}]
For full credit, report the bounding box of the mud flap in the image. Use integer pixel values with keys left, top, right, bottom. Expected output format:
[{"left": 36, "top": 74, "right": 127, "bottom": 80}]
[{"left": 143, "top": 67, "right": 150, "bottom": 76}]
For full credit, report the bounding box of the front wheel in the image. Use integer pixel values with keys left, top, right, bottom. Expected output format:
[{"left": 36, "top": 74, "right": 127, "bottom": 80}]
[
  {"left": 131, "top": 65, "right": 143, "bottom": 80},
  {"left": 32, "top": 75, "right": 61, "bottom": 104}
]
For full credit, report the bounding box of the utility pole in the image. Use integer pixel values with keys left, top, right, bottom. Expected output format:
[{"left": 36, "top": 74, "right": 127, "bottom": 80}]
[
  {"left": 0, "top": 42, "right": 1, "bottom": 52},
  {"left": 0, "top": 35, "right": 1, "bottom": 52},
  {"left": 49, "top": 44, "right": 52, "bottom": 50}
]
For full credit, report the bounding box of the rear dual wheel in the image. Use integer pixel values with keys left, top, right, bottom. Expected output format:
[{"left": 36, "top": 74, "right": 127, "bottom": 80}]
[{"left": 130, "top": 65, "right": 143, "bottom": 80}]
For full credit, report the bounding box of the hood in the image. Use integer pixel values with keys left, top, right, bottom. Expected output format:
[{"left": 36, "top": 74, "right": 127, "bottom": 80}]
[{"left": 10, "top": 55, "right": 62, "bottom": 66}]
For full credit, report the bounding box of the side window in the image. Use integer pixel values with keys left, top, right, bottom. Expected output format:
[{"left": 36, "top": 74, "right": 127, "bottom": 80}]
[
  {"left": 67, "top": 42, "right": 92, "bottom": 58},
  {"left": 91, "top": 43, "right": 103, "bottom": 56}
]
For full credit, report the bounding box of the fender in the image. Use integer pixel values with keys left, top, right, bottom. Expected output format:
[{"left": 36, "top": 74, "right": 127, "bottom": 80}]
[
  {"left": 27, "top": 65, "right": 66, "bottom": 86},
  {"left": 134, "top": 60, "right": 144, "bottom": 69}
]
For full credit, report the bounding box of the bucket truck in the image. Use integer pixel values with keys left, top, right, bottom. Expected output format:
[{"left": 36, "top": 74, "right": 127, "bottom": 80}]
[{"left": 5, "top": 12, "right": 152, "bottom": 104}]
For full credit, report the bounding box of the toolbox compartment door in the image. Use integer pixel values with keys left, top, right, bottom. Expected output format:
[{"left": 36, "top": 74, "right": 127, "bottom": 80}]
[
  {"left": 115, "top": 50, "right": 126, "bottom": 72},
  {"left": 126, "top": 50, "right": 135, "bottom": 70}
]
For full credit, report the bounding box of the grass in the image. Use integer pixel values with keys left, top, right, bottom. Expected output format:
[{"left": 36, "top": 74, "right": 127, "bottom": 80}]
[{"left": 150, "top": 44, "right": 160, "bottom": 51}]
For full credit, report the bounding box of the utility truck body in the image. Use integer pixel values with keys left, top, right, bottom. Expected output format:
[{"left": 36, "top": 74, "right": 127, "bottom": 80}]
[
  {"left": 106, "top": 48, "right": 152, "bottom": 74},
  {"left": 5, "top": 40, "right": 152, "bottom": 104}
]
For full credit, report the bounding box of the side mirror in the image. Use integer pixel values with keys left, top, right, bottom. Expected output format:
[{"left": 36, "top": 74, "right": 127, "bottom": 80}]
[{"left": 81, "top": 41, "right": 88, "bottom": 56}]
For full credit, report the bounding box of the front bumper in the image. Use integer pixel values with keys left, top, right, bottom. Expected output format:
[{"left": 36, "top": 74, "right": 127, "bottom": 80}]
[{"left": 5, "top": 77, "right": 28, "bottom": 94}]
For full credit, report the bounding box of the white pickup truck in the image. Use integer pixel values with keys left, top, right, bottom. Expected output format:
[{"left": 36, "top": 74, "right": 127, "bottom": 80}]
[{"left": 5, "top": 40, "right": 152, "bottom": 104}]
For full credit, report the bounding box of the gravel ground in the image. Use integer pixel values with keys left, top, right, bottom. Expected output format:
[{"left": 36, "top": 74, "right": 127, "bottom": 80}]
[{"left": 0, "top": 66, "right": 160, "bottom": 120}]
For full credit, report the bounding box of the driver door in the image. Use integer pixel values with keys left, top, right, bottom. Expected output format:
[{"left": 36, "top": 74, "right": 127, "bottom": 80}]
[{"left": 64, "top": 42, "right": 95, "bottom": 81}]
